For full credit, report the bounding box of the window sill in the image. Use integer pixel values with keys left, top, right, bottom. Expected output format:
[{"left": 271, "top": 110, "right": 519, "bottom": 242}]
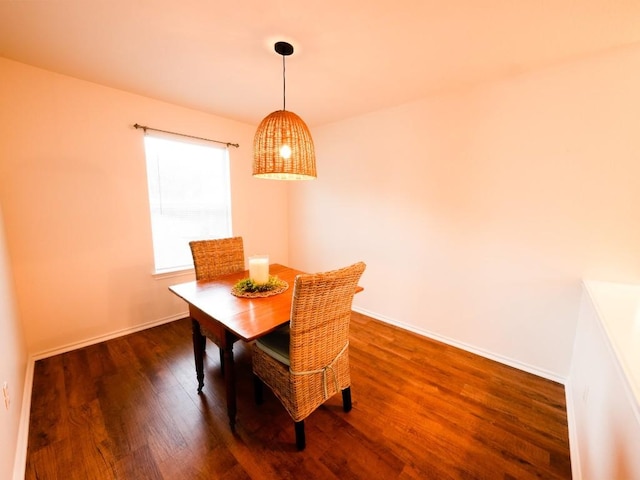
[{"left": 152, "top": 267, "right": 195, "bottom": 280}]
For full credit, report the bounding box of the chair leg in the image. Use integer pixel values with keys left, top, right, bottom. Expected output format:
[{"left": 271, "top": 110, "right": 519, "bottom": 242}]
[
  {"left": 219, "top": 348, "right": 225, "bottom": 374},
  {"left": 342, "top": 387, "right": 352, "bottom": 412},
  {"left": 253, "top": 374, "right": 264, "bottom": 405},
  {"left": 294, "top": 421, "right": 306, "bottom": 451}
]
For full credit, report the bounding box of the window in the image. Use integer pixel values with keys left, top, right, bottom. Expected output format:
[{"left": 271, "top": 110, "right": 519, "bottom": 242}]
[{"left": 143, "top": 135, "right": 232, "bottom": 273}]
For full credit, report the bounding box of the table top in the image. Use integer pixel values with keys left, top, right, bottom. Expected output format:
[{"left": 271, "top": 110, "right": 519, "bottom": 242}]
[{"left": 169, "top": 264, "right": 303, "bottom": 342}]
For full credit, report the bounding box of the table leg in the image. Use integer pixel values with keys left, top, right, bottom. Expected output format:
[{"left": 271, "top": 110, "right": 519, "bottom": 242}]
[
  {"left": 191, "top": 319, "right": 205, "bottom": 393},
  {"left": 223, "top": 330, "right": 237, "bottom": 431}
]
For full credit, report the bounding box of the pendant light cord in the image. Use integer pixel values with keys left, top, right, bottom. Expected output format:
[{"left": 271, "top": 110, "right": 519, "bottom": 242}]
[{"left": 282, "top": 54, "right": 286, "bottom": 111}]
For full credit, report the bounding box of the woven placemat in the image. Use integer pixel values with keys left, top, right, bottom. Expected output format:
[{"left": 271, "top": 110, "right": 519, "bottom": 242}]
[{"left": 231, "top": 281, "right": 289, "bottom": 298}]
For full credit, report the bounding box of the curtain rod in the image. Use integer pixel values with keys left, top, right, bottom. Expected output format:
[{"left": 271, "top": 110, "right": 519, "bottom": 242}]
[{"left": 133, "top": 123, "right": 239, "bottom": 148}]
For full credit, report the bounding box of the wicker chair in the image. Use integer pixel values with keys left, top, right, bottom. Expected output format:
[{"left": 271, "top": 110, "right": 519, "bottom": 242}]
[
  {"left": 252, "top": 261, "right": 366, "bottom": 450},
  {"left": 189, "top": 237, "right": 245, "bottom": 281},
  {"left": 189, "top": 237, "right": 245, "bottom": 365}
]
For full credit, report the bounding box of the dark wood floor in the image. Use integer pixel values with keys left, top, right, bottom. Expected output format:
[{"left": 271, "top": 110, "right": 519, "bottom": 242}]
[{"left": 25, "top": 312, "right": 572, "bottom": 479}]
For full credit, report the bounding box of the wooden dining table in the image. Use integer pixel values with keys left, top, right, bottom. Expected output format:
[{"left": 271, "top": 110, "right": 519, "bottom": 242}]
[{"left": 168, "top": 264, "right": 304, "bottom": 430}]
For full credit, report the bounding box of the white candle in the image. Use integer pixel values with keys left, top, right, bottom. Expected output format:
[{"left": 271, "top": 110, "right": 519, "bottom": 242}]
[{"left": 249, "top": 255, "right": 269, "bottom": 284}]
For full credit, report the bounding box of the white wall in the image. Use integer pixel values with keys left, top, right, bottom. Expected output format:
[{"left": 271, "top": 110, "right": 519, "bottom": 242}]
[
  {"left": 0, "top": 57, "right": 289, "bottom": 355},
  {"left": 0, "top": 204, "right": 28, "bottom": 480},
  {"left": 568, "top": 282, "right": 640, "bottom": 479},
  {"left": 289, "top": 43, "right": 640, "bottom": 379}
]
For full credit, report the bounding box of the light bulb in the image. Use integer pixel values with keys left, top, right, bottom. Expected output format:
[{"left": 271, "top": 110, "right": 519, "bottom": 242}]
[{"left": 280, "top": 144, "right": 292, "bottom": 159}]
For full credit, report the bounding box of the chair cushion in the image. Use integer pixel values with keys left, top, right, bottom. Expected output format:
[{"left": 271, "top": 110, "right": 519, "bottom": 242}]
[{"left": 256, "top": 325, "right": 290, "bottom": 366}]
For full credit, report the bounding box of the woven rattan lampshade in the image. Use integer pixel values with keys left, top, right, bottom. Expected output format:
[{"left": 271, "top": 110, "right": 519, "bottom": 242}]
[
  {"left": 253, "top": 41, "right": 317, "bottom": 180},
  {"left": 253, "top": 109, "right": 316, "bottom": 180}
]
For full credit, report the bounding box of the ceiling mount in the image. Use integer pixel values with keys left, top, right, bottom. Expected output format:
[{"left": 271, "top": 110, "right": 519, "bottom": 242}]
[{"left": 274, "top": 41, "right": 294, "bottom": 56}]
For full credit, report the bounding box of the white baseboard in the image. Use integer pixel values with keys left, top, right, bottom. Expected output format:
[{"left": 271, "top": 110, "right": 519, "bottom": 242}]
[
  {"left": 352, "top": 306, "right": 566, "bottom": 385},
  {"left": 564, "top": 378, "right": 583, "bottom": 480},
  {"left": 12, "top": 358, "right": 34, "bottom": 480},
  {"left": 32, "top": 312, "right": 188, "bottom": 361}
]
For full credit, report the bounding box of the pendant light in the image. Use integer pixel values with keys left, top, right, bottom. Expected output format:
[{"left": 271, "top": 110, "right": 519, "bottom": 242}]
[{"left": 253, "top": 41, "right": 317, "bottom": 180}]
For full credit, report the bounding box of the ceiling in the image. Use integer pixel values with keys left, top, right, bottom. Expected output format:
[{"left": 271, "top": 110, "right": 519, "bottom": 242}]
[{"left": 2, "top": 1, "right": 640, "bottom": 127}]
